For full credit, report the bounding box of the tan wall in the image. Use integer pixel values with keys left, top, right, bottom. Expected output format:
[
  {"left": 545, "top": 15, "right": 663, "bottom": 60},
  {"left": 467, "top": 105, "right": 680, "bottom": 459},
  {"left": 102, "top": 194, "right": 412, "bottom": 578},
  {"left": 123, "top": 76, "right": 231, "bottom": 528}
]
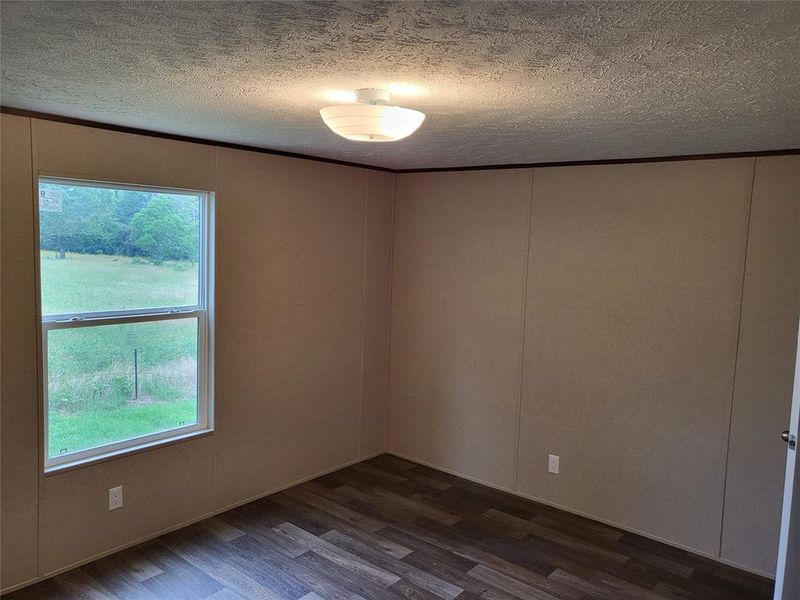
[
  {"left": 3, "top": 111, "right": 797, "bottom": 588},
  {"left": 0, "top": 116, "right": 394, "bottom": 591},
  {"left": 389, "top": 170, "right": 532, "bottom": 489},
  {"left": 519, "top": 159, "right": 751, "bottom": 556},
  {"left": 388, "top": 157, "right": 800, "bottom": 575},
  {"left": 1, "top": 114, "right": 40, "bottom": 588},
  {"left": 721, "top": 156, "right": 800, "bottom": 573},
  {"left": 361, "top": 171, "right": 395, "bottom": 457}
]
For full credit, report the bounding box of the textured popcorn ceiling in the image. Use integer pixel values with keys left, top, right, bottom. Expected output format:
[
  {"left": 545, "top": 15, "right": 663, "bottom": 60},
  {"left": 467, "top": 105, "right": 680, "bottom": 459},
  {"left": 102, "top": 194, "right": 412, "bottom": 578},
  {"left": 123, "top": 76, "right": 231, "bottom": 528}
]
[{"left": 1, "top": 1, "right": 799, "bottom": 170}]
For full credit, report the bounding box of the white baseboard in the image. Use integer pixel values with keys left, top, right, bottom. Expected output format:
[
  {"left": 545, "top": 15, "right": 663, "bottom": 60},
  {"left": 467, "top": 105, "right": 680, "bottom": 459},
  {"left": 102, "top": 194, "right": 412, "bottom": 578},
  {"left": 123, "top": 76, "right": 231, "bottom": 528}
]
[{"left": 384, "top": 450, "right": 775, "bottom": 581}]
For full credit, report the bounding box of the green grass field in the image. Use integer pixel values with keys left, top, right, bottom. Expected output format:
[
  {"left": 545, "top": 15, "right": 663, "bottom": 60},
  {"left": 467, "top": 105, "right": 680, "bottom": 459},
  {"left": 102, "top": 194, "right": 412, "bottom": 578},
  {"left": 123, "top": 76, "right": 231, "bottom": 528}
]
[
  {"left": 41, "top": 251, "right": 198, "bottom": 314},
  {"left": 42, "top": 252, "right": 200, "bottom": 458}
]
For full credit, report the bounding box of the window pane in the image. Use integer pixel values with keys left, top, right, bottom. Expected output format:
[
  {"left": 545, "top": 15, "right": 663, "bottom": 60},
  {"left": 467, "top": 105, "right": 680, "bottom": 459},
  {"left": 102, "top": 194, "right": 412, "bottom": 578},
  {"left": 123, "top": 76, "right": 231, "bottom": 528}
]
[
  {"left": 46, "top": 318, "right": 199, "bottom": 458},
  {"left": 39, "top": 181, "right": 201, "bottom": 314}
]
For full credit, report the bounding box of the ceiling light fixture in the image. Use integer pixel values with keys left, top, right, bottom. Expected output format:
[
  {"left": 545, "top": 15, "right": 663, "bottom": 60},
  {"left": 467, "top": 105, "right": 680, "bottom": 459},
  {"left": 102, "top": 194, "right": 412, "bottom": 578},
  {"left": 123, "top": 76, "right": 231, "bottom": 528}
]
[{"left": 319, "top": 89, "right": 425, "bottom": 142}]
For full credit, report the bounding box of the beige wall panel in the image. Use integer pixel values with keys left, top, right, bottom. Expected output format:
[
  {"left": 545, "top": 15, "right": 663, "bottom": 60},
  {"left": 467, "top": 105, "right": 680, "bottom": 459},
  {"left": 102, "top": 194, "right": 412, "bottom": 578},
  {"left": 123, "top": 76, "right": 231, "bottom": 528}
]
[
  {"left": 1, "top": 114, "right": 39, "bottom": 589},
  {"left": 214, "top": 149, "right": 365, "bottom": 509},
  {"left": 39, "top": 436, "right": 215, "bottom": 575},
  {"left": 360, "top": 171, "right": 394, "bottom": 457},
  {"left": 389, "top": 170, "right": 532, "bottom": 489},
  {"left": 33, "top": 120, "right": 216, "bottom": 191},
  {"left": 5, "top": 111, "right": 789, "bottom": 586},
  {"left": 3, "top": 119, "right": 385, "bottom": 587},
  {"left": 721, "top": 155, "right": 800, "bottom": 574},
  {"left": 29, "top": 120, "right": 221, "bottom": 578},
  {"left": 518, "top": 159, "right": 753, "bottom": 555}
]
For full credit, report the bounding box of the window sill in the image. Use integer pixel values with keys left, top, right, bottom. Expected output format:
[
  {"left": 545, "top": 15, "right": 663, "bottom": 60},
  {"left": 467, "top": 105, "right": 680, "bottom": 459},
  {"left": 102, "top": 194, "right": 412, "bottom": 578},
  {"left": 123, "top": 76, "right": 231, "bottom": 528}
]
[{"left": 43, "top": 428, "right": 214, "bottom": 476}]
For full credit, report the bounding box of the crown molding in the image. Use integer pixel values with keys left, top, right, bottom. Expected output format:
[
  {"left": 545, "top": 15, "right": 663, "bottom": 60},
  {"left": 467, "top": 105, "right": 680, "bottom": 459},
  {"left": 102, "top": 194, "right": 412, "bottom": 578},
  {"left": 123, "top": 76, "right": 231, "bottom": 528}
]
[{"left": 3, "top": 106, "right": 798, "bottom": 173}]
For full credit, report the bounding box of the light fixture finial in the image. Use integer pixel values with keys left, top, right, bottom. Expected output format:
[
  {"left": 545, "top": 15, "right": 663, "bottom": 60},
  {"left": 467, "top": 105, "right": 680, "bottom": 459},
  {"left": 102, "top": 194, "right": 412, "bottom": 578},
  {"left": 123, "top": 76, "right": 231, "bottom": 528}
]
[{"left": 355, "top": 88, "right": 391, "bottom": 105}]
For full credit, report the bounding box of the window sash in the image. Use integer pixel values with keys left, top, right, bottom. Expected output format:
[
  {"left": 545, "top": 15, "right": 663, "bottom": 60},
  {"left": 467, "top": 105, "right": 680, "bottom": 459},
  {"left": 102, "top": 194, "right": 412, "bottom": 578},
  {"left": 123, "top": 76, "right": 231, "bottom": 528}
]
[
  {"left": 43, "top": 308, "right": 204, "bottom": 328},
  {"left": 39, "top": 177, "right": 211, "bottom": 320},
  {"left": 43, "top": 311, "right": 211, "bottom": 471},
  {"left": 39, "top": 178, "right": 215, "bottom": 472}
]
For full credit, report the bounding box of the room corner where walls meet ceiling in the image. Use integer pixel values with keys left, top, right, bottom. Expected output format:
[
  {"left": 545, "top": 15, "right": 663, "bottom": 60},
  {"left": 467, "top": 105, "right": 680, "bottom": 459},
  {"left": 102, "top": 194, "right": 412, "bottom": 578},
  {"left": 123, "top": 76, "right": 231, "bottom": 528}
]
[{"left": 1, "top": 0, "right": 799, "bottom": 170}]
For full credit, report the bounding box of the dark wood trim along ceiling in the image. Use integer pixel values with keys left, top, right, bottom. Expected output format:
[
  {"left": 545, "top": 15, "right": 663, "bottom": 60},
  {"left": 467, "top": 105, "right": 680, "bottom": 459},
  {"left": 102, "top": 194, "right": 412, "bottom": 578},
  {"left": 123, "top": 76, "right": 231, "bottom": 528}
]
[
  {"left": 0, "top": 106, "right": 396, "bottom": 173},
  {"left": 3, "top": 105, "right": 799, "bottom": 174}
]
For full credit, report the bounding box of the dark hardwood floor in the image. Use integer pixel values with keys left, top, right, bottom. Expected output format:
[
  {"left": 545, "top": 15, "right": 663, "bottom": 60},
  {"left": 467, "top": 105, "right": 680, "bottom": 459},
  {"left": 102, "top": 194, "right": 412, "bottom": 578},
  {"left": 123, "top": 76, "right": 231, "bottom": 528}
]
[{"left": 6, "top": 454, "right": 775, "bottom": 599}]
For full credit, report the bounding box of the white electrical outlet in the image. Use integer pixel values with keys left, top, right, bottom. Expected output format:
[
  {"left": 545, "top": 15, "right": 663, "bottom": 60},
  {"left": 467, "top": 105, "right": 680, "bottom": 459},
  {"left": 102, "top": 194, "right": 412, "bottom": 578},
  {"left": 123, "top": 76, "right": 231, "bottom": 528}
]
[
  {"left": 108, "top": 485, "right": 123, "bottom": 510},
  {"left": 548, "top": 454, "right": 560, "bottom": 474}
]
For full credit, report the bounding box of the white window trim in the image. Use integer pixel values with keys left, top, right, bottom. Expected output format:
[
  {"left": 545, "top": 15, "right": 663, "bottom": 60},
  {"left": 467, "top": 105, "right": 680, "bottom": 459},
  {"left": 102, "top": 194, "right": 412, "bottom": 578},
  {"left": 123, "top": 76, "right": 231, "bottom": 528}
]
[{"left": 39, "top": 177, "right": 215, "bottom": 472}]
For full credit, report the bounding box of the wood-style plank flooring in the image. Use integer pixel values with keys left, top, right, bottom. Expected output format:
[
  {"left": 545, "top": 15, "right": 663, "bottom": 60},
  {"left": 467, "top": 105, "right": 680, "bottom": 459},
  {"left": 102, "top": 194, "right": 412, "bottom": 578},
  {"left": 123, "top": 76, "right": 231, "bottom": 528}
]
[{"left": 5, "top": 454, "right": 775, "bottom": 599}]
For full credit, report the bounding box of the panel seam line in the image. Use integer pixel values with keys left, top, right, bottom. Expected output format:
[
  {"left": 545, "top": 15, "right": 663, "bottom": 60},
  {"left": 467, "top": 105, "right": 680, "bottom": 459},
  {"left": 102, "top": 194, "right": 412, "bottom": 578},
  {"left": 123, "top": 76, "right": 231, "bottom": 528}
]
[
  {"left": 358, "top": 172, "right": 369, "bottom": 459},
  {"left": 384, "top": 174, "right": 397, "bottom": 452},
  {"left": 513, "top": 168, "right": 535, "bottom": 492},
  {"left": 718, "top": 158, "right": 757, "bottom": 558}
]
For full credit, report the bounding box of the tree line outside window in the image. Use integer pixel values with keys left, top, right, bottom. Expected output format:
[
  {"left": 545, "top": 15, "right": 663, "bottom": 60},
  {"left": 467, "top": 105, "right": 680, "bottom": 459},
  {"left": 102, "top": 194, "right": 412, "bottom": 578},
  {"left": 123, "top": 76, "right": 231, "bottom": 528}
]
[{"left": 39, "top": 185, "right": 200, "bottom": 265}]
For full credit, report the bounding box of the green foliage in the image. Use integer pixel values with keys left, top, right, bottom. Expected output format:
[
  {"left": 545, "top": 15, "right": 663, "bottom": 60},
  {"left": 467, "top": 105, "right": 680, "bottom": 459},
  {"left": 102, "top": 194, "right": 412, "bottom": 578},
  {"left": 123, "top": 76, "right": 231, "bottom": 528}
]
[
  {"left": 130, "top": 197, "right": 198, "bottom": 264},
  {"left": 39, "top": 186, "right": 123, "bottom": 256},
  {"left": 39, "top": 183, "right": 199, "bottom": 264},
  {"left": 49, "top": 400, "right": 197, "bottom": 457},
  {"left": 38, "top": 183, "right": 203, "bottom": 457},
  {"left": 42, "top": 257, "right": 200, "bottom": 457},
  {"left": 40, "top": 253, "right": 199, "bottom": 315}
]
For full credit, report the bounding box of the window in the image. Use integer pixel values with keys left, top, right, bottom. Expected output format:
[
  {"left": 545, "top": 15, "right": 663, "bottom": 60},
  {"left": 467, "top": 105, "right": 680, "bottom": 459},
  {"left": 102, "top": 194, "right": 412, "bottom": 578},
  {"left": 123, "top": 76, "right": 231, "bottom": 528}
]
[{"left": 38, "top": 178, "right": 213, "bottom": 471}]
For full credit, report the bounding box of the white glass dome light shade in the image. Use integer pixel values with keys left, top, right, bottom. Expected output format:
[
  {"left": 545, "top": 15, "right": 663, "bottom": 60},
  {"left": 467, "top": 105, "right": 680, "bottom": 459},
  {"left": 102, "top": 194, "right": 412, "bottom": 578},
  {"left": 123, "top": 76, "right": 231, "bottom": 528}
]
[
  {"left": 319, "top": 104, "right": 425, "bottom": 141},
  {"left": 319, "top": 89, "right": 426, "bottom": 142}
]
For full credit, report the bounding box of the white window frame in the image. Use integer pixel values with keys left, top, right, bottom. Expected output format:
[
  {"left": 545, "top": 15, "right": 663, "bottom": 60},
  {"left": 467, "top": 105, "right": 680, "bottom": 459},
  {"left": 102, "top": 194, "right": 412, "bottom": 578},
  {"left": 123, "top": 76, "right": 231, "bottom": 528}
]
[{"left": 39, "top": 177, "right": 215, "bottom": 472}]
